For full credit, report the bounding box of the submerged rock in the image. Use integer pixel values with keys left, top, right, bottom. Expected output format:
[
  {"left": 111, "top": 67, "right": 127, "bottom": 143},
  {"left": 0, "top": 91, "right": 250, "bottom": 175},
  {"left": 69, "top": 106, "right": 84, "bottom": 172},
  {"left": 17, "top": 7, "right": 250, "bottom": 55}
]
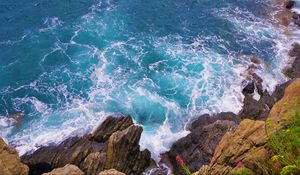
[
  {"left": 21, "top": 116, "right": 151, "bottom": 175},
  {"left": 0, "top": 138, "right": 29, "bottom": 175},
  {"left": 42, "top": 164, "right": 83, "bottom": 175}
]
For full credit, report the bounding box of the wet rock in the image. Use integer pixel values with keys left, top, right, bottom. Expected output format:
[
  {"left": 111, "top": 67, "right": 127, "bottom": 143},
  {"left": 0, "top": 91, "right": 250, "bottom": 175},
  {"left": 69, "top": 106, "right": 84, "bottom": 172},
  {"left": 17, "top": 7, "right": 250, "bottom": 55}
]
[
  {"left": 146, "top": 165, "right": 170, "bottom": 175},
  {"left": 286, "top": 0, "right": 295, "bottom": 9},
  {"left": 272, "top": 80, "right": 292, "bottom": 101},
  {"left": 285, "top": 57, "right": 300, "bottom": 78},
  {"left": 250, "top": 55, "right": 261, "bottom": 64},
  {"left": 242, "top": 81, "right": 255, "bottom": 94},
  {"left": 21, "top": 116, "right": 151, "bottom": 175},
  {"left": 239, "top": 74, "right": 275, "bottom": 120},
  {"left": 288, "top": 43, "right": 300, "bottom": 57},
  {"left": 0, "top": 138, "right": 29, "bottom": 175},
  {"left": 161, "top": 113, "right": 238, "bottom": 174},
  {"left": 42, "top": 164, "right": 84, "bottom": 175},
  {"left": 8, "top": 112, "right": 24, "bottom": 124},
  {"left": 292, "top": 12, "right": 300, "bottom": 19}
]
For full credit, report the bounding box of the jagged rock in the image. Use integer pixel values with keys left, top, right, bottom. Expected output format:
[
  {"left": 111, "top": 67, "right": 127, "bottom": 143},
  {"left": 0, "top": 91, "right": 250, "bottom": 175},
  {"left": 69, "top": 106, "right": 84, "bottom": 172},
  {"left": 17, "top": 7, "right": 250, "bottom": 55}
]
[
  {"left": 272, "top": 80, "right": 293, "bottom": 102},
  {"left": 104, "top": 125, "right": 151, "bottom": 174},
  {"left": 21, "top": 116, "right": 151, "bottom": 175},
  {"left": 92, "top": 116, "right": 133, "bottom": 142},
  {"left": 0, "top": 138, "right": 29, "bottom": 175},
  {"left": 239, "top": 74, "right": 275, "bottom": 120},
  {"left": 196, "top": 119, "right": 270, "bottom": 175},
  {"left": 286, "top": 0, "right": 295, "bottom": 9},
  {"left": 285, "top": 57, "right": 300, "bottom": 78},
  {"left": 267, "top": 78, "right": 300, "bottom": 133},
  {"left": 289, "top": 43, "right": 300, "bottom": 57},
  {"left": 284, "top": 43, "right": 300, "bottom": 78},
  {"left": 292, "top": 12, "right": 300, "bottom": 19},
  {"left": 161, "top": 112, "right": 238, "bottom": 174},
  {"left": 194, "top": 79, "right": 300, "bottom": 175},
  {"left": 242, "top": 81, "right": 255, "bottom": 94},
  {"left": 98, "top": 169, "right": 125, "bottom": 175},
  {"left": 42, "top": 164, "right": 84, "bottom": 175}
]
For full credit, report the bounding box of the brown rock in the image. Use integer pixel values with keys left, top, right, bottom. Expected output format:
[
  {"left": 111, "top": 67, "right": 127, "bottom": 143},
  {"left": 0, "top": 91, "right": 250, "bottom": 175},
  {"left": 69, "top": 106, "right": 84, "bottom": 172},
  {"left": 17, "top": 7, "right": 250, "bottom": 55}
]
[
  {"left": 42, "top": 164, "right": 84, "bottom": 175},
  {"left": 22, "top": 116, "right": 152, "bottom": 175},
  {"left": 0, "top": 138, "right": 29, "bottom": 175},
  {"left": 92, "top": 116, "right": 133, "bottom": 142},
  {"left": 105, "top": 125, "right": 151, "bottom": 174},
  {"left": 98, "top": 169, "right": 126, "bottom": 175},
  {"left": 194, "top": 79, "right": 300, "bottom": 175},
  {"left": 197, "top": 119, "right": 270, "bottom": 175},
  {"left": 81, "top": 152, "right": 106, "bottom": 175},
  {"left": 267, "top": 78, "right": 300, "bottom": 133}
]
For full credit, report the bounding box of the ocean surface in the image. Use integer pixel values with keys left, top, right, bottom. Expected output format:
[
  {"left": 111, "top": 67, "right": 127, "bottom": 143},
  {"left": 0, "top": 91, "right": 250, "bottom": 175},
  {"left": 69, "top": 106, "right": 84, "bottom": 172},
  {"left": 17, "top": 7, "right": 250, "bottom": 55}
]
[{"left": 0, "top": 0, "right": 298, "bottom": 159}]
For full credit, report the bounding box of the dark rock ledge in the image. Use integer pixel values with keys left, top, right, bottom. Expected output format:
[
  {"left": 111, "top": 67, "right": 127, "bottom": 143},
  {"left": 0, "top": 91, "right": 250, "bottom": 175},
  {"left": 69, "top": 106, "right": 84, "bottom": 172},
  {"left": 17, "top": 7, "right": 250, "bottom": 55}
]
[{"left": 21, "top": 116, "right": 152, "bottom": 175}]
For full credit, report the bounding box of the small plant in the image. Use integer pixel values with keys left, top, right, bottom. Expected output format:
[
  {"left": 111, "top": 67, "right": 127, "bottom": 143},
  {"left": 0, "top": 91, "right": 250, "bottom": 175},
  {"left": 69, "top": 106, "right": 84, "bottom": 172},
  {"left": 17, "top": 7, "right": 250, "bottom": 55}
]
[
  {"left": 229, "top": 161, "right": 254, "bottom": 175},
  {"left": 230, "top": 168, "right": 253, "bottom": 175},
  {"left": 176, "top": 155, "right": 192, "bottom": 175},
  {"left": 267, "top": 101, "right": 300, "bottom": 175}
]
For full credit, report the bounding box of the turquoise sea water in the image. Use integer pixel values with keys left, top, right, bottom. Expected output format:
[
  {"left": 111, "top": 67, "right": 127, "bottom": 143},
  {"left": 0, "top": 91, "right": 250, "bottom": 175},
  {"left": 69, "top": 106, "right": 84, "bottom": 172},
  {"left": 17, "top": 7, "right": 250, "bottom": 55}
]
[{"left": 0, "top": 0, "right": 294, "bottom": 158}]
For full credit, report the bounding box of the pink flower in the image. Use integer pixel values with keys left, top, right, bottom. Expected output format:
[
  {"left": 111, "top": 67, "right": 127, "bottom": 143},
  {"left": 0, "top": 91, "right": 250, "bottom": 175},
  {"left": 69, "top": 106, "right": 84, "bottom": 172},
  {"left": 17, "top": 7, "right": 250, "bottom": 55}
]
[
  {"left": 176, "top": 155, "right": 185, "bottom": 165},
  {"left": 226, "top": 166, "right": 232, "bottom": 171},
  {"left": 236, "top": 160, "right": 244, "bottom": 168}
]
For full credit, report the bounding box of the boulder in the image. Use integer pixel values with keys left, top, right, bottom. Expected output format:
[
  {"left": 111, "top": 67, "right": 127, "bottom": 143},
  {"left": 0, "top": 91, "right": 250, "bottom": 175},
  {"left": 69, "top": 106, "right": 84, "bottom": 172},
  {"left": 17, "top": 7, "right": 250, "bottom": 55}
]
[
  {"left": 285, "top": 0, "right": 295, "bottom": 9},
  {"left": 0, "top": 138, "right": 29, "bottom": 175},
  {"left": 161, "top": 112, "right": 238, "bottom": 174},
  {"left": 292, "top": 12, "right": 300, "bottom": 19},
  {"left": 42, "top": 164, "right": 83, "bottom": 175},
  {"left": 104, "top": 125, "right": 151, "bottom": 174},
  {"left": 242, "top": 81, "right": 255, "bottom": 94},
  {"left": 22, "top": 116, "right": 151, "bottom": 175},
  {"left": 92, "top": 116, "right": 133, "bottom": 142},
  {"left": 285, "top": 57, "right": 300, "bottom": 78},
  {"left": 289, "top": 43, "right": 300, "bottom": 57},
  {"left": 239, "top": 74, "right": 275, "bottom": 120},
  {"left": 98, "top": 169, "right": 125, "bottom": 175}
]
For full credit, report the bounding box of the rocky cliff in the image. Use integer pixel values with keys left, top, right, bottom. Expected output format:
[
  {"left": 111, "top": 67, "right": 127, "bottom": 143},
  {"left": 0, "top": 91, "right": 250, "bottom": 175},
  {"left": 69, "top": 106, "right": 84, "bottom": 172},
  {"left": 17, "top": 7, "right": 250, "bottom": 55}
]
[
  {"left": 193, "top": 78, "right": 300, "bottom": 175},
  {"left": 21, "top": 116, "right": 152, "bottom": 175},
  {"left": 0, "top": 138, "right": 29, "bottom": 175}
]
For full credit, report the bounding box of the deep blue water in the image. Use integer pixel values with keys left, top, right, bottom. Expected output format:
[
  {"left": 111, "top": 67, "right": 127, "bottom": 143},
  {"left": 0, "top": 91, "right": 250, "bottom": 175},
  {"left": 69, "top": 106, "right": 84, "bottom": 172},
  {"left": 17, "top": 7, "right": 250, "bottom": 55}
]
[{"left": 0, "top": 0, "right": 291, "bottom": 157}]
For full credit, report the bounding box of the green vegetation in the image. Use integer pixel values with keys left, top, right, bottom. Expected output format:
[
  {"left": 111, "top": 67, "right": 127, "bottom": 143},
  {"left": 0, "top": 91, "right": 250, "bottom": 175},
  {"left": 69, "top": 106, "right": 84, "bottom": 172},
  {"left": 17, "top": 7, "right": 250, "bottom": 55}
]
[
  {"left": 267, "top": 102, "right": 300, "bottom": 175},
  {"left": 230, "top": 168, "right": 254, "bottom": 175}
]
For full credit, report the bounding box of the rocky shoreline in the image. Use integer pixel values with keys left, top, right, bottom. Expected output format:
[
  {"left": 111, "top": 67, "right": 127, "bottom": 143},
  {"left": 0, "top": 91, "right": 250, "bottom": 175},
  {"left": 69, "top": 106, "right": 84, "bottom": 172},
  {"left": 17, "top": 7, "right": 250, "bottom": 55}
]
[{"left": 1, "top": 1, "right": 300, "bottom": 175}]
